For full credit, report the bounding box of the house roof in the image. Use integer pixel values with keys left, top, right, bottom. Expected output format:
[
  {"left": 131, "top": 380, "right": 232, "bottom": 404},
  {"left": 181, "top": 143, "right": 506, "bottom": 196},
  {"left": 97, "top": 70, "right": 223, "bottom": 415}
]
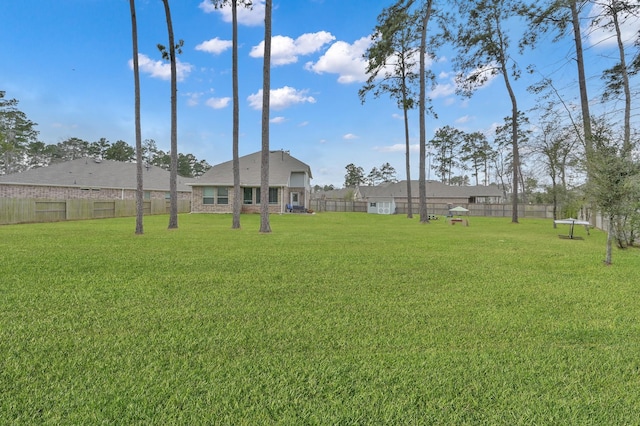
[
  {"left": 0, "top": 158, "right": 194, "bottom": 192},
  {"left": 357, "top": 180, "right": 504, "bottom": 199},
  {"left": 191, "top": 150, "right": 312, "bottom": 186}
]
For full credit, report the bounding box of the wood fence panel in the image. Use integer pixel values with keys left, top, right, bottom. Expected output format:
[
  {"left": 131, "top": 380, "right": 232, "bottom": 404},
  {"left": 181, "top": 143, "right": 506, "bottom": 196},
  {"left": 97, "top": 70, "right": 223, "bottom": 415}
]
[
  {"left": 35, "top": 201, "right": 66, "bottom": 222},
  {"left": 1, "top": 198, "right": 192, "bottom": 225}
]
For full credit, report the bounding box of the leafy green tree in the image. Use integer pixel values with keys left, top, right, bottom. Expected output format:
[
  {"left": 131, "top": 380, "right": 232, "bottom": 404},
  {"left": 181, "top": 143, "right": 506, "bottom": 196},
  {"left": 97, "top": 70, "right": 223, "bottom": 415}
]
[
  {"left": 586, "top": 124, "right": 640, "bottom": 264},
  {"left": 104, "top": 140, "right": 135, "bottom": 162},
  {"left": 52, "top": 137, "right": 90, "bottom": 162},
  {"left": 313, "top": 184, "right": 335, "bottom": 192},
  {"left": 0, "top": 92, "right": 39, "bottom": 174},
  {"left": 532, "top": 105, "right": 580, "bottom": 222},
  {"left": 89, "top": 137, "right": 111, "bottom": 159},
  {"left": 461, "top": 131, "right": 494, "bottom": 186},
  {"left": 494, "top": 111, "right": 531, "bottom": 202},
  {"left": 429, "top": 125, "right": 464, "bottom": 185},
  {"left": 25, "top": 141, "right": 54, "bottom": 169},
  {"left": 259, "top": 0, "right": 272, "bottom": 233},
  {"left": 159, "top": 0, "right": 184, "bottom": 230},
  {"left": 380, "top": 162, "right": 398, "bottom": 183},
  {"left": 177, "top": 153, "right": 211, "bottom": 178},
  {"left": 361, "top": 0, "right": 420, "bottom": 218},
  {"left": 453, "top": 0, "right": 531, "bottom": 223},
  {"left": 366, "top": 166, "right": 382, "bottom": 186},
  {"left": 344, "top": 163, "right": 365, "bottom": 187},
  {"left": 450, "top": 175, "right": 470, "bottom": 186}
]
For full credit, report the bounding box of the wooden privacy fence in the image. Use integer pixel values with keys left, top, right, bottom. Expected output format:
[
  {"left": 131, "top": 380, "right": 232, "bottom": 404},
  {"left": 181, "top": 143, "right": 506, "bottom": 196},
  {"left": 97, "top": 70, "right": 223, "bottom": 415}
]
[
  {"left": 1, "top": 198, "right": 191, "bottom": 225},
  {"left": 310, "top": 199, "right": 555, "bottom": 219}
]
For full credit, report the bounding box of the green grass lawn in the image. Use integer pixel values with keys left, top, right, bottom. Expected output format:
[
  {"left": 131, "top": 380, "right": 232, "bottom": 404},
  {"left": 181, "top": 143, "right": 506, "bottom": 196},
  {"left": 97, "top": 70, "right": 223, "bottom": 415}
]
[{"left": 1, "top": 213, "right": 639, "bottom": 424}]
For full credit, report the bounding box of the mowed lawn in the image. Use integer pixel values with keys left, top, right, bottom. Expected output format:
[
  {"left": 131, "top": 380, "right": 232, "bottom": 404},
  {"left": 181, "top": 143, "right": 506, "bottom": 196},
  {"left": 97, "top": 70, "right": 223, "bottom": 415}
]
[{"left": 1, "top": 213, "right": 639, "bottom": 424}]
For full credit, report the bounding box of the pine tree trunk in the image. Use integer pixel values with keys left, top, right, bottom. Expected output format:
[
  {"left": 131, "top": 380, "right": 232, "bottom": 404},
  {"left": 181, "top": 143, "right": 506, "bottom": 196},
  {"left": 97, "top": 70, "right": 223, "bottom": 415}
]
[
  {"left": 418, "top": 0, "right": 433, "bottom": 223},
  {"left": 162, "top": 0, "right": 179, "bottom": 229},
  {"left": 611, "top": 6, "right": 631, "bottom": 153},
  {"left": 570, "top": 0, "right": 592, "bottom": 157},
  {"left": 130, "top": 0, "right": 143, "bottom": 235},
  {"left": 231, "top": 0, "right": 241, "bottom": 229},
  {"left": 259, "top": 0, "right": 272, "bottom": 233},
  {"left": 402, "top": 87, "right": 412, "bottom": 219}
]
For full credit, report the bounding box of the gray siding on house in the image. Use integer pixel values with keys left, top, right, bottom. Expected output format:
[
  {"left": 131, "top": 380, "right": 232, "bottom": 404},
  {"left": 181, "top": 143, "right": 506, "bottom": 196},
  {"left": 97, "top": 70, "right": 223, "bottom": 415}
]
[{"left": 190, "top": 150, "right": 312, "bottom": 214}]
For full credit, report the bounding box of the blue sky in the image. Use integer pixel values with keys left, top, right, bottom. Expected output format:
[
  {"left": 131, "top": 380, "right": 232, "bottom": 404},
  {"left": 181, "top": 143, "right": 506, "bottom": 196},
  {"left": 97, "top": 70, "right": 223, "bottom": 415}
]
[{"left": 1, "top": 0, "right": 637, "bottom": 186}]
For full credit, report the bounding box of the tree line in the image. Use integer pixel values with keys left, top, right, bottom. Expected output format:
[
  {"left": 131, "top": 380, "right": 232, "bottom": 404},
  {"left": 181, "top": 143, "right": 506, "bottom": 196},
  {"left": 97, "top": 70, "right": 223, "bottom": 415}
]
[
  {"left": 344, "top": 162, "right": 398, "bottom": 187},
  {"left": 0, "top": 93, "right": 210, "bottom": 178}
]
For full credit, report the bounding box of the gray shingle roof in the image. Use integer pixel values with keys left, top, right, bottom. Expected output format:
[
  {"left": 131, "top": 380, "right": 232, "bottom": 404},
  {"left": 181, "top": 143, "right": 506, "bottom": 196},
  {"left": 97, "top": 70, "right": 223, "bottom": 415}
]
[
  {"left": 192, "top": 150, "right": 312, "bottom": 186},
  {"left": 358, "top": 180, "right": 504, "bottom": 199},
  {"left": 0, "top": 158, "right": 194, "bottom": 192}
]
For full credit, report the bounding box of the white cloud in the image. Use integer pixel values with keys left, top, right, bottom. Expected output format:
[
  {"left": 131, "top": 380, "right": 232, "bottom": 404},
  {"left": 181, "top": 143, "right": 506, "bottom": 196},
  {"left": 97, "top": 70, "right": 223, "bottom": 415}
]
[
  {"left": 250, "top": 32, "right": 335, "bottom": 66},
  {"left": 374, "top": 143, "right": 420, "bottom": 153},
  {"left": 343, "top": 133, "right": 359, "bottom": 140},
  {"left": 129, "top": 53, "right": 193, "bottom": 82},
  {"left": 247, "top": 86, "right": 316, "bottom": 110},
  {"left": 270, "top": 116, "right": 286, "bottom": 124},
  {"left": 186, "top": 92, "right": 201, "bottom": 106},
  {"left": 305, "top": 37, "right": 371, "bottom": 84},
  {"left": 455, "top": 115, "right": 473, "bottom": 124},
  {"left": 198, "top": 0, "right": 265, "bottom": 26},
  {"left": 430, "top": 82, "right": 456, "bottom": 99},
  {"left": 206, "top": 97, "right": 231, "bottom": 109},
  {"left": 195, "top": 37, "right": 232, "bottom": 55}
]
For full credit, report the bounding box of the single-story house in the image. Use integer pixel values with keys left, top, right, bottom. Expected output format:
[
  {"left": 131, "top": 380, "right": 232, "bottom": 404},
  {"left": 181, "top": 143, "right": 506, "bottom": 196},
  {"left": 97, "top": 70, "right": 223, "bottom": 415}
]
[
  {"left": 189, "top": 150, "right": 312, "bottom": 214},
  {"left": 355, "top": 180, "right": 503, "bottom": 207},
  {"left": 315, "top": 180, "right": 503, "bottom": 206},
  {"left": 0, "top": 157, "right": 194, "bottom": 201}
]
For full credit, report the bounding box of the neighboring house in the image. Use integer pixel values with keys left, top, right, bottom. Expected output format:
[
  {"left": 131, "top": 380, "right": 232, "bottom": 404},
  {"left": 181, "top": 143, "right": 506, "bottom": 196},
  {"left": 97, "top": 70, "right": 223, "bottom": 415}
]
[
  {"left": 0, "top": 157, "right": 194, "bottom": 201},
  {"left": 353, "top": 180, "right": 503, "bottom": 214},
  {"left": 190, "top": 150, "right": 312, "bottom": 214}
]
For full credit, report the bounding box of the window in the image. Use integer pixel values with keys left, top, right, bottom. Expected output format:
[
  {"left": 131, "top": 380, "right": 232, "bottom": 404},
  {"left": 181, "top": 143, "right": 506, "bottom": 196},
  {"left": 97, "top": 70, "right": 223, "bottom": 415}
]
[
  {"left": 269, "top": 188, "right": 278, "bottom": 204},
  {"left": 165, "top": 192, "right": 171, "bottom": 200},
  {"left": 144, "top": 191, "right": 151, "bottom": 200},
  {"left": 370, "top": 202, "right": 377, "bottom": 207},
  {"left": 243, "top": 188, "right": 253, "bottom": 204},
  {"left": 203, "top": 187, "right": 214, "bottom": 205},
  {"left": 256, "top": 188, "right": 261, "bottom": 204},
  {"left": 217, "top": 187, "right": 228, "bottom": 205}
]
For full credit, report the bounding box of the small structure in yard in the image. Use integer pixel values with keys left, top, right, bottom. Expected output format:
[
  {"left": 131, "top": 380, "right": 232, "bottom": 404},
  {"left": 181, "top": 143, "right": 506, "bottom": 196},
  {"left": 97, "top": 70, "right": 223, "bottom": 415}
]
[
  {"left": 366, "top": 197, "right": 396, "bottom": 215},
  {"left": 448, "top": 206, "right": 469, "bottom": 226},
  {"left": 554, "top": 217, "right": 590, "bottom": 239}
]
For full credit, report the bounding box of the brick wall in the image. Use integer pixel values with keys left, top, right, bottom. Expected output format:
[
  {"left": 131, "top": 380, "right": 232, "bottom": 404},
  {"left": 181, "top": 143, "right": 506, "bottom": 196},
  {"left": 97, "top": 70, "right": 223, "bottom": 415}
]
[{"left": 0, "top": 183, "right": 190, "bottom": 200}]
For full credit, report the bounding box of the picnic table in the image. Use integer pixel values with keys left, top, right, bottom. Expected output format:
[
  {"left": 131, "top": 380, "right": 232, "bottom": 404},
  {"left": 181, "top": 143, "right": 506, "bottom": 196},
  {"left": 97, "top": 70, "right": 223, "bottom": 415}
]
[
  {"left": 554, "top": 218, "right": 590, "bottom": 239},
  {"left": 449, "top": 217, "right": 468, "bottom": 226}
]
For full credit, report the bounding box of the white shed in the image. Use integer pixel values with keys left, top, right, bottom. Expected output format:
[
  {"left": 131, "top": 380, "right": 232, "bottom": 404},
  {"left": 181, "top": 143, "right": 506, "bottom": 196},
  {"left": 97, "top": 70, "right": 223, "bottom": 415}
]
[{"left": 367, "top": 197, "right": 396, "bottom": 214}]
